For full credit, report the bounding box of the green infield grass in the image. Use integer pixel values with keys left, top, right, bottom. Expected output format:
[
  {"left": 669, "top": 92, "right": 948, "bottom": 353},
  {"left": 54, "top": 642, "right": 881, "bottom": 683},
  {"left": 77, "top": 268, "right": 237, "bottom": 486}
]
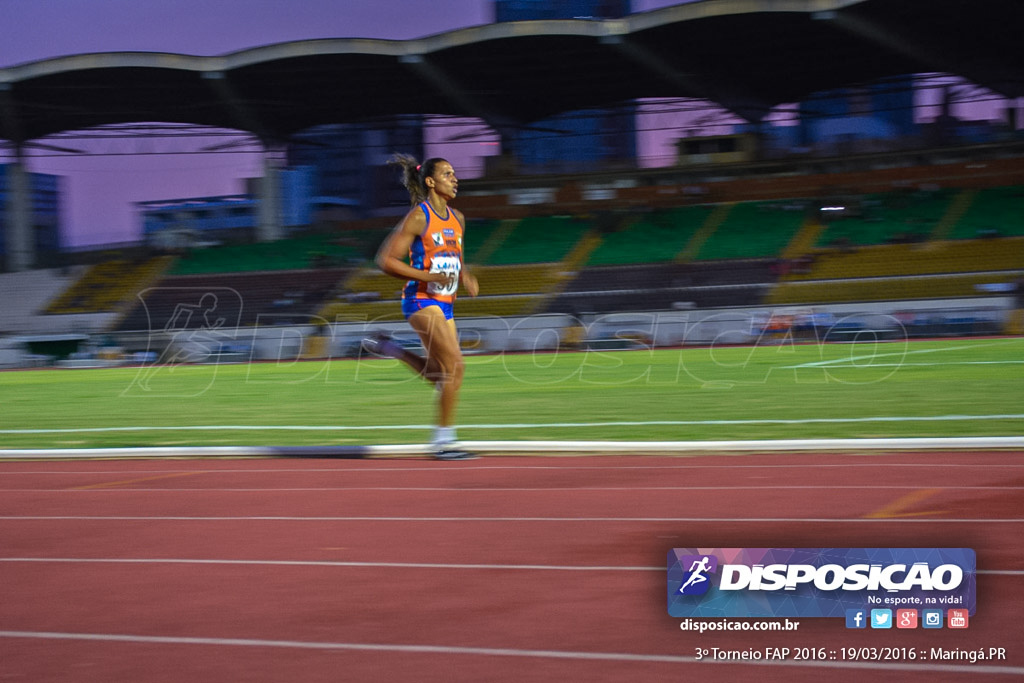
[{"left": 1, "top": 337, "right": 1022, "bottom": 449}]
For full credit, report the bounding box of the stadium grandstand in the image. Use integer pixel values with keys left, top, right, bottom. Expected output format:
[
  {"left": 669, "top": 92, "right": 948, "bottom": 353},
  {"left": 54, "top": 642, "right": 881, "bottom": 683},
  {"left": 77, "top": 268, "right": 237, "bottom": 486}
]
[
  {"left": 1, "top": 0, "right": 1023, "bottom": 366},
  {"left": 4, "top": 156, "right": 1021, "bottom": 366}
]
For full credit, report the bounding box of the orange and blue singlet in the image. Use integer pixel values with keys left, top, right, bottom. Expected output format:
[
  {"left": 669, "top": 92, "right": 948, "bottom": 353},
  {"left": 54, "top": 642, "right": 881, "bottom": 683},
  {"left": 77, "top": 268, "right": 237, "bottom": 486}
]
[{"left": 401, "top": 201, "right": 463, "bottom": 320}]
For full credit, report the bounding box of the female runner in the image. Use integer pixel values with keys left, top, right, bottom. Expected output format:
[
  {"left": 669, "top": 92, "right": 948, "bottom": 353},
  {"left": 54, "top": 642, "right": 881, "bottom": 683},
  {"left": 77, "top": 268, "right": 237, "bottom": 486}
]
[{"left": 364, "top": 155, "right": 479, "bottom": 460}]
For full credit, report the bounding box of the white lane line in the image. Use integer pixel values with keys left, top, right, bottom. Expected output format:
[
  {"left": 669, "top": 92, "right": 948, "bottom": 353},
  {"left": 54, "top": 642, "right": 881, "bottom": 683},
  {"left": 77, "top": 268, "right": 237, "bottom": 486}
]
[
  {"left": 0, "top": 557, "right": 1020, "bottom": 576},
  {"left": 787, "top": 361, "right": 1024, "bottom": 367},
  {"left": 0, "top": 557, "right": 657, "bottom": 571},
  {"left": 1, "top": 515, "right": 1021, "bottom": 523},
  {"left": 0, "top": 630, "right": 1021, "bottom": 675},
  {"left": 4, "top": 438, "right": 1024, "bottom": 459},
  {"left": 4, "top": 414, "right": 1024, "bottom": 434},
  {"left": 783, "top": 339, "right": 1023, "bottom": 369},
  {"left": 3, "top": 462, "right": 1023, "bottom": 475},
  {"left": 3, "top": 485, "right": 1023, "bottom": 492}
]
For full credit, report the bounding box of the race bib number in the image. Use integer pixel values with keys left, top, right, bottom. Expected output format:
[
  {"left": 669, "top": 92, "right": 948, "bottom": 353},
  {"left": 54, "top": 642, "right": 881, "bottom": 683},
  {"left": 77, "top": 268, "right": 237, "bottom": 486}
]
[{"left": 426, "top": 256, "right": 461, "bottom": 296}]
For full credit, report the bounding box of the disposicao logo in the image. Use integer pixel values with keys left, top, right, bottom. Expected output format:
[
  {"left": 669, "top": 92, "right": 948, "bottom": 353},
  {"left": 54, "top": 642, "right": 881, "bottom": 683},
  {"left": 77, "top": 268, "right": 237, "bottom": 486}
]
[
  {"left": 667, "top": 548, "right": 976, "bottom": 619},
  {"left": 676, "top": 555, "right": 718, "bottom": 595}
]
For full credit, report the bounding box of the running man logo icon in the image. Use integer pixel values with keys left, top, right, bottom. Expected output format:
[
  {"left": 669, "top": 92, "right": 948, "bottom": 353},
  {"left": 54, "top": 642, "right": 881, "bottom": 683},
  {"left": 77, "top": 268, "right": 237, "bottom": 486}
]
[{"left": 677, "top": 555, "right": 718, "bottom": 595}]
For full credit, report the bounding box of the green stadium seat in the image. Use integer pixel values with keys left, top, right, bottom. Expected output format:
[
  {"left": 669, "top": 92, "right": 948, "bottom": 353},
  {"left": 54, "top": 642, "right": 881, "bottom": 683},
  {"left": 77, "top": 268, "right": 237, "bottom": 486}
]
[
  {"left": 695, "top": 201, "right": 806, "bottom": 261},
  {"left": 950, "top": 186, "right": 1024, "bottom": 240},
  {"left": 585, "top": 206, "right": 710, "bottom": 266}
]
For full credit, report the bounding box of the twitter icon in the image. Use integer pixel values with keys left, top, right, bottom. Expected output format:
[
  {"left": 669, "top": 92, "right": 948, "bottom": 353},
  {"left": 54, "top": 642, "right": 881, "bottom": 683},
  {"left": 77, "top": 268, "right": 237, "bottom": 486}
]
[{"left": 870, "top": 609, "right": 893, "bottom": 629}]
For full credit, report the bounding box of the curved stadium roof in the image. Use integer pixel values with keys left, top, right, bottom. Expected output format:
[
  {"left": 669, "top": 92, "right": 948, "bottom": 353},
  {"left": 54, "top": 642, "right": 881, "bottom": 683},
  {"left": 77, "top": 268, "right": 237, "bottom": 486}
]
[{"left": 1, "top": 0, "right": 1021, "bottom": 144}]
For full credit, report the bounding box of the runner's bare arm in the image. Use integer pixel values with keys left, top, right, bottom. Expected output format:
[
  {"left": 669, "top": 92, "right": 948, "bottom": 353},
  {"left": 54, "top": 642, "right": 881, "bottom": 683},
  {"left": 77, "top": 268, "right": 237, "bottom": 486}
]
[{"left": 376, "top": 210, "right": 452, "bottom": 286}]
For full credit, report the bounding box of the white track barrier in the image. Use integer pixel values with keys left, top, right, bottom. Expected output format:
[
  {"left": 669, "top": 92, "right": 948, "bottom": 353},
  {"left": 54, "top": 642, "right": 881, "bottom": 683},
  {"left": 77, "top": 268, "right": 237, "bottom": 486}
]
[{"left": 1, "top": 437, "right": 1023, "bottom": 459}]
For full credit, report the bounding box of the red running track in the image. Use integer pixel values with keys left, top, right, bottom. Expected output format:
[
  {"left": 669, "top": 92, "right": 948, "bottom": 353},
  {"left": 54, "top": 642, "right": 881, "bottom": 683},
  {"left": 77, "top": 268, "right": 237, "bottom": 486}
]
[{"left": 0, "top": 451, "right": 1022, "bottom": 682}]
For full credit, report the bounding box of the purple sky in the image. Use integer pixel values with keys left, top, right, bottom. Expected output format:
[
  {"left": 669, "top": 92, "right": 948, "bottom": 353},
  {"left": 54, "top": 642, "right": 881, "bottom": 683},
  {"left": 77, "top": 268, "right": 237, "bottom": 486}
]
[{"left": 0, "top": 1, "right": 1009, "bottom": 247}]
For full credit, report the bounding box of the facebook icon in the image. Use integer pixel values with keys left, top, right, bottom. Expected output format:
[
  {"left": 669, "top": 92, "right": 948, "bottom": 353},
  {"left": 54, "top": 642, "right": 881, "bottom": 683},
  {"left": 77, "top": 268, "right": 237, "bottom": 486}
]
[{"left": 845, "top": 609, "right": 867, "bottom": 629}]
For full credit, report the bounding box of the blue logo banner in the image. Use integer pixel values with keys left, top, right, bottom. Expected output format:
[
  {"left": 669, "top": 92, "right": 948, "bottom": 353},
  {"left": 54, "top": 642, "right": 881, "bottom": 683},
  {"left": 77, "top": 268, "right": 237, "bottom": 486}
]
[{"left": 667, "top": 548, "right": 976, "bottom": 618}]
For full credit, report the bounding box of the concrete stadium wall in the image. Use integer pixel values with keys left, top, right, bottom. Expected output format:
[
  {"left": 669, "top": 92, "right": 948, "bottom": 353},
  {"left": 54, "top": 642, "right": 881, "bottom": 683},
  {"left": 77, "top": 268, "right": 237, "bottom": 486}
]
[{"left": 4, "top": 295, "right": 1013, "bottom": 369}]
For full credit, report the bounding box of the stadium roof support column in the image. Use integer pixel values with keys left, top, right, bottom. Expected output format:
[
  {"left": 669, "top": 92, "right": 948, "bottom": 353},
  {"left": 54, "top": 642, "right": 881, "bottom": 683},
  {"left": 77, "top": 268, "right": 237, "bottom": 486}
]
[
  {"left": 3, "top": 148, "right": 34, "bottom": 272},
  {"left": 0, "top": 85, "right": 34, "bottom": 271},
  {"left": 257, "top": 146, "right": 284, "bottom": 243}
]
